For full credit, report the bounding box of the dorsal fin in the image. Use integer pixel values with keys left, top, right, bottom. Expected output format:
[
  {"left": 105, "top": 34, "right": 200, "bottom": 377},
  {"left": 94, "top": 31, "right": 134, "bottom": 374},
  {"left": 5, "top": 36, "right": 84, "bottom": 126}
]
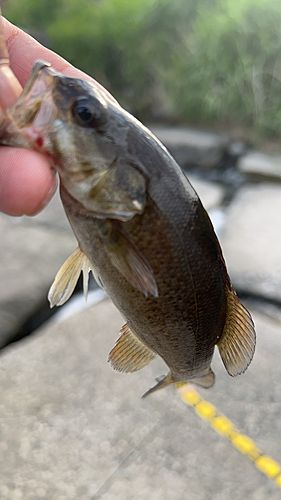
[
  {"left": 217, "top": 288, "right": 256, "bottom": 376},
  {"left": 108, "top": 323, "right": 155, "bottom": 373}
]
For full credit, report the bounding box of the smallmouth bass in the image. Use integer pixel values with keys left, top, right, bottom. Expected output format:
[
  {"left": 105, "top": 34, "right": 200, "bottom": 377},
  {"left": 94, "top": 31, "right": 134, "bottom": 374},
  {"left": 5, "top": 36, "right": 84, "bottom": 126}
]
[{"left": 0, "top": 61, "right": 255, "bottom": 396}]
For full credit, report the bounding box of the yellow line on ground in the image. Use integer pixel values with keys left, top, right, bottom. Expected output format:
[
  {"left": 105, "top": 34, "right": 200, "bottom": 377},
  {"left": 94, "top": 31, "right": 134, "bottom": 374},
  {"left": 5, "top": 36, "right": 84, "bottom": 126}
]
[{"left": 176, "top": 383, "right": 281, "bottom": 488}]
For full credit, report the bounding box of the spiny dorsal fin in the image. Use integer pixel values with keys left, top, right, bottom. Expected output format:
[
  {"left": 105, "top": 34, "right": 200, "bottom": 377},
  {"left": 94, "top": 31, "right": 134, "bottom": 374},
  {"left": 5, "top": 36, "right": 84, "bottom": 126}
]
[
  {"left": 108, "top": 323, "right": 155, "bottom": 373},
  {"left": 48, "top": 248, "right": 92, "bottom": 307},
  {"left": 217, "top": 288, "right": 256, "bottom": 376}
]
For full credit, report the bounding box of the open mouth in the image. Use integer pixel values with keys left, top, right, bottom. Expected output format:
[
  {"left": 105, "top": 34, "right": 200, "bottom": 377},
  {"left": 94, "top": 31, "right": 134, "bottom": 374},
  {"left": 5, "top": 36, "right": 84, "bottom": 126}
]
[{"left": 0, "top": 60, "right": 58, "bottom": 153}]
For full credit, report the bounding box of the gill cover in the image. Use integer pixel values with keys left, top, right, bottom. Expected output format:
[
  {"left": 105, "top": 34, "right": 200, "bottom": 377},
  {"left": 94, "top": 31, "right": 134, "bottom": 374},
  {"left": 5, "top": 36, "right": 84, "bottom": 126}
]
[{"left": 84, "top": 162, "right": 147, "bottom": 221}]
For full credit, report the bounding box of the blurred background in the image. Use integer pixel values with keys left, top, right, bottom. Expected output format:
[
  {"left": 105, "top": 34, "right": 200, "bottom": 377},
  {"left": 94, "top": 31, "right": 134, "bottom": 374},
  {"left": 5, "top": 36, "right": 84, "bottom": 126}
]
[
  {"left": 1, "top": 1, "right": 281, "bottom": 499},
  {"left": 4, "top": 0, "right": 281, "bottom": 138}
]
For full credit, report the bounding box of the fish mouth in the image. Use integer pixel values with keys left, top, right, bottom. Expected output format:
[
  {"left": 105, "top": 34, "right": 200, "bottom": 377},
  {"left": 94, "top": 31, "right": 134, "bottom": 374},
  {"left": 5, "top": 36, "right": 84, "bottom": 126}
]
[{"left": 0, "top": 60, "right": 58, "bottom": 154}]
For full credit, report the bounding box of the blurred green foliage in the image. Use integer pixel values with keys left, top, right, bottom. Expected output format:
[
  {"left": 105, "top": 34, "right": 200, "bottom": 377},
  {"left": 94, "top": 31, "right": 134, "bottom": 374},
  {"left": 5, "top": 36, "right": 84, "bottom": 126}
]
[{"left": 5, "top": 0, "right": 281, "bottom": 135}]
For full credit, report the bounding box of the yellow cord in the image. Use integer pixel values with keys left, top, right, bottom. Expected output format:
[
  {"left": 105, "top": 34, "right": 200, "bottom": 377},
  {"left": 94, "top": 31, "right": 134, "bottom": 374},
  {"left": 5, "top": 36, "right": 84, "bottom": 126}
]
[{"left": 176, "top": 383, "right": 281, "bottom": 487}]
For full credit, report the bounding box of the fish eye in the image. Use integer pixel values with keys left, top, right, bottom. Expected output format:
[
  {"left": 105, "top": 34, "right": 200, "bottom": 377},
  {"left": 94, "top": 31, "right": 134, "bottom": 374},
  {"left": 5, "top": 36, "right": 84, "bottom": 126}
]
[{"left": 72, "top": 96, "right": 105, "bottom": 129}]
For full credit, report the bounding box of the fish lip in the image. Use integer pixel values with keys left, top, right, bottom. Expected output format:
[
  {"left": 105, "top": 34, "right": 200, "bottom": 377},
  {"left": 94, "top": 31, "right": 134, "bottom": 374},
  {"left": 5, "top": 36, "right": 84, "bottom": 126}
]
[
  {"left": 3, "top": 61, "right": 59, "bottom": 153},
  {"left": 0, "top": 59, "right": 64, "bottom": 158},
  {"left": 18, "top": 60, "right": 53, "bottom": 99},
  {"left": 30, "top": 60, "right": 63, "bottom": 81},
  {"left": 20, "top": 60, "right": 56, "bottom": 100}
]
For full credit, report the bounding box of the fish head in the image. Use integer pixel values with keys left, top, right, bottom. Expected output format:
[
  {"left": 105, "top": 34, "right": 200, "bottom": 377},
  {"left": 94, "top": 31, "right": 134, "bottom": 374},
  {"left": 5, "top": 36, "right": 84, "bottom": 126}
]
[{"left": 0, "top": 60, "right": 132, "bottom": 210}]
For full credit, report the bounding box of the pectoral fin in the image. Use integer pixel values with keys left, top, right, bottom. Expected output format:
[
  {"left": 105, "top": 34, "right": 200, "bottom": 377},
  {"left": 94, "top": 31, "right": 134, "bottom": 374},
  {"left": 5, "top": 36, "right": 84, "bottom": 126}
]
[
  {"left": 108, "top": 323, "right": 155, "bottom": 372},
  {"left": 48, "top": 248, "right": 92, "bottom": 307},
  {"left": 98, "top": 221, "right": 158, "bottom": 298},
  {"left": 217, "top": 288, "right": 256, "bottom": 376}
]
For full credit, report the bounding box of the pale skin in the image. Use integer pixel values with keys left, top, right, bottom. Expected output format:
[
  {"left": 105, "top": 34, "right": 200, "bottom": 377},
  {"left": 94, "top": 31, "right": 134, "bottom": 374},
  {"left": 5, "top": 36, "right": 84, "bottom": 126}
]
[{"left": 0, "top": 17, "right": 111, "bottom": 216}]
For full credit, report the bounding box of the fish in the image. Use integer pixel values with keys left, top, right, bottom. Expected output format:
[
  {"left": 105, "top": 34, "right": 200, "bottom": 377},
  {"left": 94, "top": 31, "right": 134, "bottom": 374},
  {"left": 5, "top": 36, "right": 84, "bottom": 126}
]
[{"left": 0, "top": 60, "right": 256, "bottom": 397}]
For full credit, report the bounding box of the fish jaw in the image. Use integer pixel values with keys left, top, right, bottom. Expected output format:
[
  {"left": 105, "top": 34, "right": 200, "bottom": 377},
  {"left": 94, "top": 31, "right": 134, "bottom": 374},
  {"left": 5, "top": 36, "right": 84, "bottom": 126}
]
[{"left": 0, "top": 60, "right": 59, "bottom": 157}]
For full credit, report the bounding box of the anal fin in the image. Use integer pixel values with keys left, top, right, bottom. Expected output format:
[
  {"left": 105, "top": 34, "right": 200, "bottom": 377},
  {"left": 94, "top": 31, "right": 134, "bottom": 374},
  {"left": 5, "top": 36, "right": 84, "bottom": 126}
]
[
  {"left": 48, "top": 247, "right": 92, "bottom": 307},
  {"left": 108, "top": 323, "right": 155, "bottom": 373},
  {"left": 217, "top": 288, "right": 256, "bottom": 376}
]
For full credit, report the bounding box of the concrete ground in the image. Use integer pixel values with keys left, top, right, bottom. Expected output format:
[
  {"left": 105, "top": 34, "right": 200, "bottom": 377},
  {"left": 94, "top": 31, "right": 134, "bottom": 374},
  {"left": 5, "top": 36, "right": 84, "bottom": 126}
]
[
  {"left": 1, "top": 128, "right": 281, "bottom": 499},
  {"left": 0, "top": 299, "right": 281, "bottom": 500}
]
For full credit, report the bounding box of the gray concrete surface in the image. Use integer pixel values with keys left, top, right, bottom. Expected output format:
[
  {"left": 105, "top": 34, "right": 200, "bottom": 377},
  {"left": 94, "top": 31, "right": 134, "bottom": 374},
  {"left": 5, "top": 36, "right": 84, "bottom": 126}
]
[
  {"left": 238, "top": 152, "right": 281, "bottom": 182},
  {"left": 0, "top": 300, "right": 281, "bottom": 500},
  {"left": 221, "top": 183, "right": 281, "bottom": 301},
  {"left": 1, "top": 129, "right": 281, "bottom": 500},
  {"left": 150, "top": 126, "right": 229, "bottom": 168},
  {"left": 0, "top": 191, "right": 75, "bottom": 346}
]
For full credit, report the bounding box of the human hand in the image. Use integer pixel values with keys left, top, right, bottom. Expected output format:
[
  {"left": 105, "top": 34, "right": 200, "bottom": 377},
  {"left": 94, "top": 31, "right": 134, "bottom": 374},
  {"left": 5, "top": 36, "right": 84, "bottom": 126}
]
[{"left": 0, "top": 17, "right": 107, "bottom": 216}]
